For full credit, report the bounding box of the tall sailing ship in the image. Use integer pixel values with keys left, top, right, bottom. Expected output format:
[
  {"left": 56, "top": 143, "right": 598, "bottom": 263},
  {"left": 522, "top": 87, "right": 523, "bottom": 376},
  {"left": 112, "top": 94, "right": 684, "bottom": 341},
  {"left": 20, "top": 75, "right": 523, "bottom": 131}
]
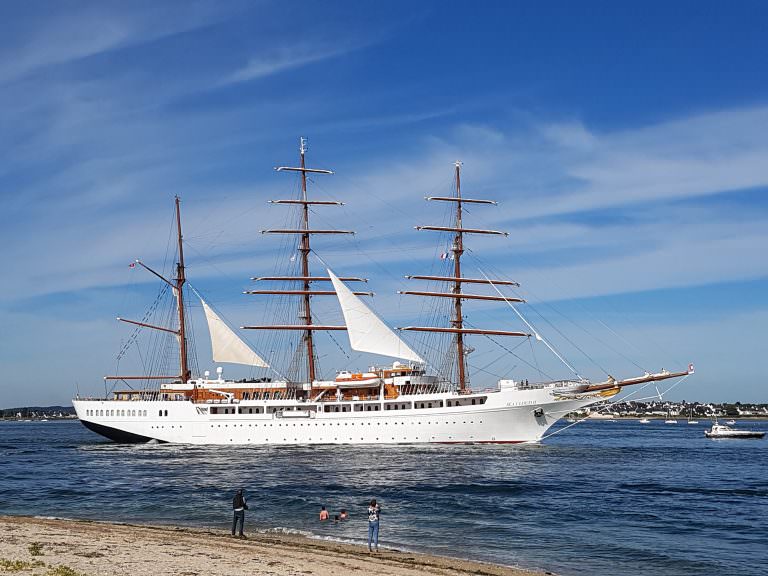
[{"left": 73, "top": 139, "right": 692, "bottom": 444}]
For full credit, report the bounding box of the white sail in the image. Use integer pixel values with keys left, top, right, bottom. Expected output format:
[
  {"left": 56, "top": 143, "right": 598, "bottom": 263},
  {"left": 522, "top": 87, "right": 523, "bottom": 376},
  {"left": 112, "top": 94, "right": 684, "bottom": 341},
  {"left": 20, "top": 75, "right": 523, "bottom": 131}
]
[
  {"left": 200, "top": 299, "right": 269, "bottom": 367},
  {"left": 328, "top": 268, "right": 423, "bottom": 363}
]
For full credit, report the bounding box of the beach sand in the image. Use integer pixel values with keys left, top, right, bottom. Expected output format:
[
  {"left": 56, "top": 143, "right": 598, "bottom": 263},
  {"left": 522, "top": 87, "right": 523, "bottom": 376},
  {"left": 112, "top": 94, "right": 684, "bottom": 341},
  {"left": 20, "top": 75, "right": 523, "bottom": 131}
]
[{"left": 0, "top": 516, "right": 546, "bottom": 576}]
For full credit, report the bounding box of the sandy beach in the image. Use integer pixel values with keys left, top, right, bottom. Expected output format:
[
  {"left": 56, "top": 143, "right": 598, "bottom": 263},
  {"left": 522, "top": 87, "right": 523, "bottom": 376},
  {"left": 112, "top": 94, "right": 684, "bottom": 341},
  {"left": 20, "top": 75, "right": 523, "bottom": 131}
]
[{"left": 0, "top": 516, "right": 546, "bottom": 576}]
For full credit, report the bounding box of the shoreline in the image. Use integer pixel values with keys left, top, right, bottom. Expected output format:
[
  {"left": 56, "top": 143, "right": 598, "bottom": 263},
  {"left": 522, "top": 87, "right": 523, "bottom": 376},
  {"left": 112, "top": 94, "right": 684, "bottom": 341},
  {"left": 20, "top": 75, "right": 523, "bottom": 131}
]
[{"left": 0, "top": 515, "right": 548, "bottom": 576}]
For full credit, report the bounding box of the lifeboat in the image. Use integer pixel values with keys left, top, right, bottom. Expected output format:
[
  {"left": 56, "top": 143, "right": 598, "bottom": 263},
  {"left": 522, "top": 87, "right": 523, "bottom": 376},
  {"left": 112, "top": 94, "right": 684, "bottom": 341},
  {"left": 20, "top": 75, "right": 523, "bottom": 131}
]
[{"left": 335, "top": 371, "right": 382, "bottom": 388}]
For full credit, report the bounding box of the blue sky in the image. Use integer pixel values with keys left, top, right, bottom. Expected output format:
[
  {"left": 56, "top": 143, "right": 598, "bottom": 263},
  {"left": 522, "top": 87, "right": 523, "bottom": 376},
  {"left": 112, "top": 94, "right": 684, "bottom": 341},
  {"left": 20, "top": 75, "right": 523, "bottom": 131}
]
[{"left": 1, "top": 0, "right": 767, "bottom": 406}]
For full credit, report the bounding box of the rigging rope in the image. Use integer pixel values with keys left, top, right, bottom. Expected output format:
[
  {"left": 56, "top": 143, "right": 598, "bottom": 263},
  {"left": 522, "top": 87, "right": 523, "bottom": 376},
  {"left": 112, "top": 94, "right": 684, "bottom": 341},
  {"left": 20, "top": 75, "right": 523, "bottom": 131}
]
[{"left": 478, "top": 268, "right": 584, "bottom": 380}]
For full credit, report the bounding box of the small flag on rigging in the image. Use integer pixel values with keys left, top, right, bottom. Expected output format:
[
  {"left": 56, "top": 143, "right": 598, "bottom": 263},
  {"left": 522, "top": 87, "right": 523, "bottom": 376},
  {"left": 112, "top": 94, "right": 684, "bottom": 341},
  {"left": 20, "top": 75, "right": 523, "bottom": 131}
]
[{"left": 128, "top": 262, "right": 136, "bottom": 268}]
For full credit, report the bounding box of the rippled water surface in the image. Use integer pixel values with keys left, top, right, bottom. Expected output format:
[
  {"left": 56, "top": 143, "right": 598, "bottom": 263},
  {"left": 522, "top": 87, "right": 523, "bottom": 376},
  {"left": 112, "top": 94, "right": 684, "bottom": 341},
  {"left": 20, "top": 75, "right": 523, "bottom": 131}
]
[{"left": 1, "top": 420, "right": 766, "bottom": 575}]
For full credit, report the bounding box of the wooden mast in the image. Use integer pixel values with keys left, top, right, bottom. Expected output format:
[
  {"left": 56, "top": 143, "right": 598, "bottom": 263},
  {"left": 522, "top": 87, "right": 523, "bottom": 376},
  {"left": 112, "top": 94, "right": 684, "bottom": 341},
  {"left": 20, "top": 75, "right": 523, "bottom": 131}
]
[
  {"left": 175, "top": 196, "right": 191, "bottom": 384},
  {"left": 105, "top": 197, "right": 192, "bottom": 385},
  {"left": 401, "top": 162, "right": 528, "bottom": 394},
  {"left": 243, "top": 138, "right": 369, "bottom": 392},
  {"left": 298, "top": 138, "right": 317, "bottom": 383},
  {"left": 452, "top": 162, "right": 467, "bottom": 391}
]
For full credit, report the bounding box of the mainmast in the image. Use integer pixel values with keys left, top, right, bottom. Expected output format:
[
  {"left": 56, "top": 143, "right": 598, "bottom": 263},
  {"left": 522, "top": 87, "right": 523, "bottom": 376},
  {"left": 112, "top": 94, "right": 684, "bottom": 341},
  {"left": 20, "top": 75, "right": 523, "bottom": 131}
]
[
  {"left": 400, "top": 162, "right": 529, "bottom": 393},
  {"left": 298, "top": 138, "right": 316, "bottom": 381},
  {"left": 243, "top": 138, "right": 371, "bottom": 389},
  {"left": 452, "top": 162, "right": 466, "bottom": 389}
]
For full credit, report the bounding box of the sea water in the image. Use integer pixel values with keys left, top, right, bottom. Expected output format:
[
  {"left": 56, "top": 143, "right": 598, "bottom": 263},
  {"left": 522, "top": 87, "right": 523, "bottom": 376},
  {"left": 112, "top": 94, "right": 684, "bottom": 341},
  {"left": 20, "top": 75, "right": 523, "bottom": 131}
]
[{"left": 0, "top": 419, "right": 765, "bottom": 576}]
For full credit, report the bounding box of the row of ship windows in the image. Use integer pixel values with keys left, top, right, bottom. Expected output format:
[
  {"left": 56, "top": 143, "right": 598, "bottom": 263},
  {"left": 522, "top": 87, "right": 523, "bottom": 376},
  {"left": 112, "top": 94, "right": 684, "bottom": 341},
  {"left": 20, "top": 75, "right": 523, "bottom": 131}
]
[
  {"left": 210, "top": 397, "right": 486, "bottom": 415},
  {"left": 196, "top": 391, "right": 292, "bottom": 402},
  {"left": 220, "top": 436, "right": 470, "bottom": 442},
  {"left": 86, "top": 409, "right": 169, "bottom": 417},
  {"left": 211, "top": 420, "right": 481, "bottom": 428}
]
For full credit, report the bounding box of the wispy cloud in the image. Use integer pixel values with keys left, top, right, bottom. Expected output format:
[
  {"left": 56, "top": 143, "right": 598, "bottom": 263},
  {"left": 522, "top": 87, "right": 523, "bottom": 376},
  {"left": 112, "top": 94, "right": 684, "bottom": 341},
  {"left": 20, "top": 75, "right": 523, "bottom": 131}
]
[
  {"left": 0, "top": 2, "right": 233, "bottom": 85},
  {"left": 4, "top": 102, "right": 767, "bottom": 307},
  {"left": 223, "top": 42, "right": 362, "bottom": 85},
  {"left": 532, "top": 106, "right": 768, "bottom": 218}
]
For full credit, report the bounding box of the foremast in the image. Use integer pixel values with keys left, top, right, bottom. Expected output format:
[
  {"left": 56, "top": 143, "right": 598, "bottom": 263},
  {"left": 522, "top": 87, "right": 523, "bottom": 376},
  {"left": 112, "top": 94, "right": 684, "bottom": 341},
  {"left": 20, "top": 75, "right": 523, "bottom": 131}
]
[
  {"left": 400, "top": 161, "right": 529, "bottom": 393},
  {"left": 106, "top": 196, "right": 192, "bottom": 385},
  {"left": 242, "top": 138, "right": 371, "bottom": 392}
]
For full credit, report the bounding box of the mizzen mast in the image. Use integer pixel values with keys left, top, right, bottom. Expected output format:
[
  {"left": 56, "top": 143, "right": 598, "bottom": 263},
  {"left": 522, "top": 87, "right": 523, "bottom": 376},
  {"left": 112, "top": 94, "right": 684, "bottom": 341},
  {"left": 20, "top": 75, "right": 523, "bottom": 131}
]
[
  {"left": 242, "top": 138, "right": 369, "bottom": 389},
  {"left": 174, "top": 196, "right": 191, "bottom": 383},
  {"left": 106, "top": 196, "right": 191, "bottom": 383},
  {"left": 400, "top": 162, "right": 528, "bottom": 393}
]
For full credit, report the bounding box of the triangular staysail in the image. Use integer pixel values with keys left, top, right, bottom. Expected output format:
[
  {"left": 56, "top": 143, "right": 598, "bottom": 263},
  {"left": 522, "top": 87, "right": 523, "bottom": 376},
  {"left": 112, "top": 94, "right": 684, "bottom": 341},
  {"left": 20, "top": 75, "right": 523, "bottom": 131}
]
[
  {"left": 200, "top": 299, "right": 269, "bottom": 367},
  {"left": 328, "top": 268, "right": 423, "bottom": 363}
]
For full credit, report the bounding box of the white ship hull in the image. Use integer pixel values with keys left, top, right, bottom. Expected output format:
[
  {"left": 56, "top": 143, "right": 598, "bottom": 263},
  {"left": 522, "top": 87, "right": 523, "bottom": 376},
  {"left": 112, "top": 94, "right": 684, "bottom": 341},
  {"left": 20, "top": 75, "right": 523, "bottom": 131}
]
[{"left": 73, "top": 385, "right": 611, "bottom": 445}]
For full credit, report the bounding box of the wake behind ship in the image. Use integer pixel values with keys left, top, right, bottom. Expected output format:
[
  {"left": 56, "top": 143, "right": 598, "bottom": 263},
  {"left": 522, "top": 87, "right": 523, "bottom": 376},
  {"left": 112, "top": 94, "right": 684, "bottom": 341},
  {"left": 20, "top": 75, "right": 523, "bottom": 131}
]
[{"left": 73, "top": 139, "right": 691, "bottom": 444}]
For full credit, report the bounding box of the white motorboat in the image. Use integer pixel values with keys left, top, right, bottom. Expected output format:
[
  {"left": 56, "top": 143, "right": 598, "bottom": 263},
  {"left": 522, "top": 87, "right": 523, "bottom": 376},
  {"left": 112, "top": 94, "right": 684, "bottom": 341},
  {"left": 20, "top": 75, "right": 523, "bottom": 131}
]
[
  {"left": 639, "top": 418, "right": 650, "bottom": 424},
  {"left": 705, "top": 420, "right": 765, "bottom": 439}
]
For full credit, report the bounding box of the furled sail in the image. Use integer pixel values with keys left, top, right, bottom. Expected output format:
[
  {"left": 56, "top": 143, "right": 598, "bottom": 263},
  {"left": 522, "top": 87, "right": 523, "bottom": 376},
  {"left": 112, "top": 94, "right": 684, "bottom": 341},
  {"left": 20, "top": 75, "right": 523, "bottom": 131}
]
[
  {"left": 328, "top": 268, "right": 423, "bottom": 363},
  {"left": 200, "top": 298, "right": 269, "bottom": 367}
]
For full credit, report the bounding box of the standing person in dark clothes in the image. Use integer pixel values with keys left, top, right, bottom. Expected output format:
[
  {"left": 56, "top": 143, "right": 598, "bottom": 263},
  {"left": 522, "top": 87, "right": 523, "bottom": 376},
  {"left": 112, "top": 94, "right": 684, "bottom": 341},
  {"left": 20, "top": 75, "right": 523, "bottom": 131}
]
[
  {"left": 231, "top": 489, "right": 248, "bottom": 537},
  {"left": 367, "top": 499, "right": 381, "bottom": 552}
]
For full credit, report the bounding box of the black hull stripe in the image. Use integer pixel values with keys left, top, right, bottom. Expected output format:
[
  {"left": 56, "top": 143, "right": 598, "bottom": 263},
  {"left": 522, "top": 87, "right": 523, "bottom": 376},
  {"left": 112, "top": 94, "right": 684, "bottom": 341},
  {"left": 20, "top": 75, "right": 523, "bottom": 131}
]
[{"left": 81, "top": 420, "right": 161, "bottom": 444}]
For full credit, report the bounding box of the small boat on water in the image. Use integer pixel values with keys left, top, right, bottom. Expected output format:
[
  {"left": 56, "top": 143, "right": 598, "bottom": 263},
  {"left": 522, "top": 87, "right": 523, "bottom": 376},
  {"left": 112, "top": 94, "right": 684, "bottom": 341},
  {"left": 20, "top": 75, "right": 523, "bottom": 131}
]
[
  {"left": 725, "top": 419, "right": 736, "bottom": 425},
  {"left": 687, "top": 407, "right": 698, "bottom": 425},
  {"left": 705, "top": 419, "right": 765, "bottom": 439},
  {"left": 639, "top": 418, "right": 650, "bottom": 424}
]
